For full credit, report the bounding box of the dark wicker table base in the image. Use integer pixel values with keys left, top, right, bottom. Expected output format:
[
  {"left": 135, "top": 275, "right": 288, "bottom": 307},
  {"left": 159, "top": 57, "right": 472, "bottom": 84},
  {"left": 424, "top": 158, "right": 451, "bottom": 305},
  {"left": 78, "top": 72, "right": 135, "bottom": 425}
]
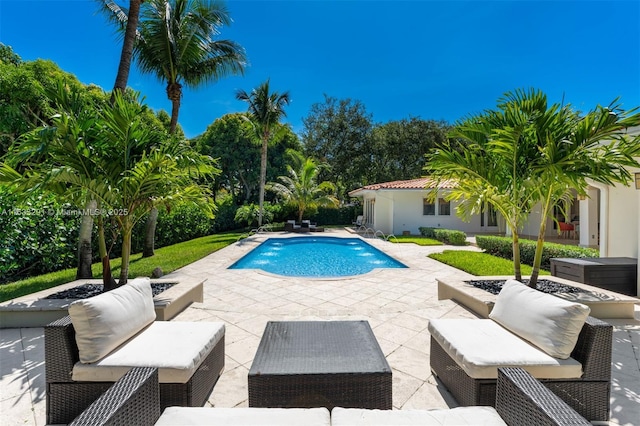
[{"left": 249, "top": 321, "right": 392, "bottom": 410}]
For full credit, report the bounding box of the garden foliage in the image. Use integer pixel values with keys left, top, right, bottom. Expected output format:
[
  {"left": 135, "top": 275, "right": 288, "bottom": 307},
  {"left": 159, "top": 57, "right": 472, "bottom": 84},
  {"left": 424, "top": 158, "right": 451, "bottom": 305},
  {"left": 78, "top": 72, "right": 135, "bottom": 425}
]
[
  {"left": 475, "top": 235, "right": 599, "bottom": 270},
  {"left": 419, "top": 227, "right": 467, "bottom": 245}
]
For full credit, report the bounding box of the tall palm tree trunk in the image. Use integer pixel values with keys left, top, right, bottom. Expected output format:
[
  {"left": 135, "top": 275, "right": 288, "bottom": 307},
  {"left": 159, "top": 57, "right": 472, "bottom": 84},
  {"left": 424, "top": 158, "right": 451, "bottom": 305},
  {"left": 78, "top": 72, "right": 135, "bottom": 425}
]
[
  {"left": 258, "top": 137, "right": 268, "bottom": 226},
  {"left": 142, "top": 81, "right": 180, "bottom": 257},
  {"left": 167, "top": 82, "right": 182, "bottom": 134},
  {"left": 111, "top": 0, "right": 142, "bottom": 99},
  {"left": 76, "top": 200, "right": 98, "bottom": 280},
  {"left": 143, "top": 206, "right": 158, "bottom": 257},
  {"left": 119, "top": 225, "right": 133, "bottom": 285},
  {"left": 76, "top": 199, "right": 96, "bottom": 279},
  {"left": 97, "top": 215, "right": 118, "bottom": 291}
]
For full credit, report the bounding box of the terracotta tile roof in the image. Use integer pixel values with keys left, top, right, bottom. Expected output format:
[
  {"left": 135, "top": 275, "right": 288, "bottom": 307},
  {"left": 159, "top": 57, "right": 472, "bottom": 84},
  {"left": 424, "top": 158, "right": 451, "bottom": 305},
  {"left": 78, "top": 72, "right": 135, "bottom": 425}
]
[{"left": 349, "top": 177, "right": 457, "bottom": 196}]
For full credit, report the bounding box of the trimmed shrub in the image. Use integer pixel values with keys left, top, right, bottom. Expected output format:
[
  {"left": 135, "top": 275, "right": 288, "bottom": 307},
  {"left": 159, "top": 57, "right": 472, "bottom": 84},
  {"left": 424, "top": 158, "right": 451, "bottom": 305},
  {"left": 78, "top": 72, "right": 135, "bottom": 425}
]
[
  {"left": 475, "top": 235, "right": 599, "bottom": 270},
  {"left": 419, "top": 227, "right": 436, "bottom": 238},
  {"left": 433, "top": 229, "right": 467, "bottom": 246},
  {"left": 419, "top": 227, "right": 466, "bottom": 245},
  {"left": 310, "top": 205, "right": 359, "bottom": 226}
]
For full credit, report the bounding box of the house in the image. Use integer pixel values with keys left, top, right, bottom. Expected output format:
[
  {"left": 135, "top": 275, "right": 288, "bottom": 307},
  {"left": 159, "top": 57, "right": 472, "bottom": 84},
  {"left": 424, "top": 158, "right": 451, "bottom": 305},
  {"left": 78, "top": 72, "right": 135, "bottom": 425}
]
[
  {"left": 349, "top": 161, "right": 640, "bottom": 294},
  {"left": 348, "top": 177, "right": 504, "bottom": 236}
]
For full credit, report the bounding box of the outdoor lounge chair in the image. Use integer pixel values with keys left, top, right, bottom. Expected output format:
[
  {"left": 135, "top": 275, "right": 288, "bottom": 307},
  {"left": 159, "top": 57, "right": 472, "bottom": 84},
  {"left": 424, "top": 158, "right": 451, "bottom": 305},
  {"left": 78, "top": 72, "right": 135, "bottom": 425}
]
[
  {"left": 45, "top": 278, "right": 225, "bottom": 424},
  {"left": 429, "top": 280, "right": 612, "bottom": 422},
  {"left": 285, "top": 220, "right": 301, "bottom": 232},
  {"left": 70, "top": 367, "right": 591, "bottom": 425}
]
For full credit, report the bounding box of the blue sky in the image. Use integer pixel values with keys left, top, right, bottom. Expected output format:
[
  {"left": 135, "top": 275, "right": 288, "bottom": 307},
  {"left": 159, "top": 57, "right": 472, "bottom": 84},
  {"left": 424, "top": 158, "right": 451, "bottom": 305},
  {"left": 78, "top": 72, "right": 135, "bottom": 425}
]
[{"left": 1, "top": 0, "right": 639, "bottom": 139}]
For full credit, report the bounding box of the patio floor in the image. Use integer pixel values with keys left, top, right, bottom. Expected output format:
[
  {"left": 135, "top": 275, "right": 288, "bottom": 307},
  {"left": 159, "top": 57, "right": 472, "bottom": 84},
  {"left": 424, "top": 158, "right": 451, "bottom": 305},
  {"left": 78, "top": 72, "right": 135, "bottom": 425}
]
[{"left": 1, "top": 228, "right": 638, "bottom": 425}]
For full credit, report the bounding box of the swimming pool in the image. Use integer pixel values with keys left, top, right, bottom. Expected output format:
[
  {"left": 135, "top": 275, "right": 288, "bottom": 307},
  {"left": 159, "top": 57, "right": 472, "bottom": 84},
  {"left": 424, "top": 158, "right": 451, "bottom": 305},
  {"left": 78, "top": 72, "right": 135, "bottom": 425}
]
[{"left": 229, "top": 237, "right": 407, "bottom": 277}]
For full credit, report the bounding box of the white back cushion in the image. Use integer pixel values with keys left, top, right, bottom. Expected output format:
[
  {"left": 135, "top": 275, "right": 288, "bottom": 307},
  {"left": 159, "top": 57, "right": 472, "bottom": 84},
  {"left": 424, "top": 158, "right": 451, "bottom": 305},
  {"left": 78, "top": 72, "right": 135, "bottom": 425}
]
[
  {"left": 489, "top": 280, "right": 590, "bottom": 359},
  {"left": 69, "top": 277, "right": 156, "bottom": 363}
]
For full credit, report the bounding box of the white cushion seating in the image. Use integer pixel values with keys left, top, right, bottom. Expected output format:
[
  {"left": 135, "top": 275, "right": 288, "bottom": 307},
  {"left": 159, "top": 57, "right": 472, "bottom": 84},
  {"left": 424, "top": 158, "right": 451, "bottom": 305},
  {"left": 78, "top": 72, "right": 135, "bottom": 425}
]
[
  {"left": 428, "top": 319, "right": 582, "bottom": 379},
  {"left": 155, "top": 407, "right": 331, "bottom": 426},
  {"left": 69, "top": 277, "right": 156, "bottom": 363},
  {"left": 428, "top": 279, "right": 591, "bottom": 380},
  {"left": 331, "top": 407, "right": 507, "bottom": 426},
  {"left": 489, "top": 280, "right": 591, "bottom": 359},
  {"left": 73, "top": 320, "right": 225, "bottom": 383}
]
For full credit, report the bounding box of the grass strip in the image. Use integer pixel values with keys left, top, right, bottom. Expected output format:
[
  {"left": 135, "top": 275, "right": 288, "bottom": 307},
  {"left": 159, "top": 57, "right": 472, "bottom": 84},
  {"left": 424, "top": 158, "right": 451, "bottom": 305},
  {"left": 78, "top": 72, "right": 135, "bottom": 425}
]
[
  {"left": 0, "top": 232, "right": 242, "bottom": 302},
  {"left": 429, "top": 250, "right": 550, "bottom": 276},
  {"left": 390, "top": 235, "right": 442, "bottom": 246}
]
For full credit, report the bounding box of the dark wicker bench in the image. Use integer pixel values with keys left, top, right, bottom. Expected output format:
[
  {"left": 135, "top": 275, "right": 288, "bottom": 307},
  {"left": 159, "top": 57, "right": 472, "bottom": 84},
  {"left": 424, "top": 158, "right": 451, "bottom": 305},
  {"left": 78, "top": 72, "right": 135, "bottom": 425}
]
[
  {"left": 430, "top": 316, "right": 612, "bottom": 422},
  {"left": 45, "top": 315, "right": 225, "bottom": 425},
  {"left": 70, "top": 367, "right": 590, "bottom": 425}
]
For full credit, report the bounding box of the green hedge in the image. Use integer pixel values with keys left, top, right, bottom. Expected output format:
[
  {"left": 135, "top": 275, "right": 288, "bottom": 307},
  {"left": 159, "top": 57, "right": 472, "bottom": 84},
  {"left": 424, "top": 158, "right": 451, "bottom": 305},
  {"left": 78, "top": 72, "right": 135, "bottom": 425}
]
[
  {"left": 475, "top": 235, "right": 599, "bottom": 270},
  {"left": 419, "top": 227, "right": 467, "bottom": 246},
  {"left": 0, "top": 189, "right": 79, "bottom": 283}
]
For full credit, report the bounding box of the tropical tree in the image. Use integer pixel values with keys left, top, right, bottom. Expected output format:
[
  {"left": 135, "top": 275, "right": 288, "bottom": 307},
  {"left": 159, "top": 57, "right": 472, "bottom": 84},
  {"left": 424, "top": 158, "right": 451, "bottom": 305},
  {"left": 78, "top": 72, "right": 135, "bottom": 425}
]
[
  {"left": 269, "top": 152, "right": 339, "bottom": 222},
  {"left": 425, "top": 88, "right": 640, "bottom": 287},
  {"left": 97, "top": 0, "right": 143, "bottom": 99},
  {"left": 301, "top": 95, "right": 374, "bottom": 196},
  {"left": 134, "top": 0, "right": 246, "bottom": 133},
  {"left": 3, "top": 90, "right": 218, "bottom": 289},
  {"left": 236, "top": 79, "right": 290, "bottom": 226}
]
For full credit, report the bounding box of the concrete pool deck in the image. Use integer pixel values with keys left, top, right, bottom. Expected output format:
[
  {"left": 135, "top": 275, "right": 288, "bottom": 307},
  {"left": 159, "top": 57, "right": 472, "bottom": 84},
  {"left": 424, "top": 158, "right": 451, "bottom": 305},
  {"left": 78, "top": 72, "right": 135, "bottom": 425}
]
[{"left": 1, "top": 228, "right": 639, "bottom": 425}]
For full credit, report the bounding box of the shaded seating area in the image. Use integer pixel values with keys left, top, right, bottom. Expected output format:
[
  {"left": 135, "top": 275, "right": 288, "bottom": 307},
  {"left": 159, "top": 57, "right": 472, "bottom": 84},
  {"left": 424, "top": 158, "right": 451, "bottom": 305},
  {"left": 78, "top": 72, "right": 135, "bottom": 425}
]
[
  {"left": 45, "top": 278, "right": 225, "bottom": 425},
  {"left": 284, "top": 219, "right": 324, "bottom": 232},
  {"left": 429, "top": 280, "right": 612, "bottom": 422},
  {"left": 558, "top": 221, "right": 575, "bottom": 238},
  {"left": 69, "top": 366, "right": 591, "bottom": 425}
]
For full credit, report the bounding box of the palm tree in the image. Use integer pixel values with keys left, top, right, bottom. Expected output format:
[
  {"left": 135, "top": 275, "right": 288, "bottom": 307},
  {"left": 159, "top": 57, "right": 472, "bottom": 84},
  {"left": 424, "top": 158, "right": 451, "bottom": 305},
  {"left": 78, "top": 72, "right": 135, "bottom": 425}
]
[
  {"left": 269, "top": 153, "right": 339, "bottom": 222},
  {"left": 426, "top": 88, "right": 640, "bottom": 287},
  {"left": 4, "top": 90, "right": 218, "bottom": 288},
  {"left": 134, "top": 0, "right": 246, "bottom": 133},
  {"left": 236, "top": 80, "right": 290, "bottom": 226},
  {"left": 97, "top": 0, "right": 143, "bottom": 98}
]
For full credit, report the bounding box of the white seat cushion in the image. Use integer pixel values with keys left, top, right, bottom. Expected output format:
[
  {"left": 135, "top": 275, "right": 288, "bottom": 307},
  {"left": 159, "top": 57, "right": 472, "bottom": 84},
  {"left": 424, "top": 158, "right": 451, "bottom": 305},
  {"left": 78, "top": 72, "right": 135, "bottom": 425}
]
[
  {"left": 73, "top": 321, "right": 224, "bottom": 383},
  {"left": 331, "top": 407, "right": 507, "bottom": 425},
  {"left": 428, "top": 319, "right": 582, "bottom": 379},
  {"left": 68, "top": 277, "right": 156, "bottom": 363},
  {"left": 489, "top": 280, "right": 590, "bottom": 359},
  {"left": 155, "top": 407, "right": 331, "bottom": 426}
]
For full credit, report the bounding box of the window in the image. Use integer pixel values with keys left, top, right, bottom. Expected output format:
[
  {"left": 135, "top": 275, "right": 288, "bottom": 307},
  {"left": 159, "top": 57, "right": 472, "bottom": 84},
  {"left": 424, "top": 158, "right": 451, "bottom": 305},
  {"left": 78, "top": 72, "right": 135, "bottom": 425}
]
[
  {"left": 423, "top": 198, "right": 435, "bottom": 215},
  {"left": 438, "top": 198, "right": 450, "bottom": 216},
  {"left": 488, "top": 204, "right": 498, "bottom": 227}
]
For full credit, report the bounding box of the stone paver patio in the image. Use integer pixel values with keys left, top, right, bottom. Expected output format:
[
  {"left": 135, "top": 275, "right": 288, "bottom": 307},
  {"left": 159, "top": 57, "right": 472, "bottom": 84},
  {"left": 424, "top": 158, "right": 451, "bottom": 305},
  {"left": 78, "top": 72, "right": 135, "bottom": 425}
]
[{"left": 1, "top": 228, "right": 639, "bottom": 425}]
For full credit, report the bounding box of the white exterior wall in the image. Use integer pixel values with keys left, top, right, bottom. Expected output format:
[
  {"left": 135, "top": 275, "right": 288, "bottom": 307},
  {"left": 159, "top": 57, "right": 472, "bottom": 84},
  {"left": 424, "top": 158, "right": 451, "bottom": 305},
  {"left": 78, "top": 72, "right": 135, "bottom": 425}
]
[
  {"left": 372, "top": 193, "right": 394, "bottom": 234},
  {"left": 602, "top": 177, "right": 639, "bottom": 259},
  {"left": 372, "top": 190, "right": 499, "bottom": 235}
]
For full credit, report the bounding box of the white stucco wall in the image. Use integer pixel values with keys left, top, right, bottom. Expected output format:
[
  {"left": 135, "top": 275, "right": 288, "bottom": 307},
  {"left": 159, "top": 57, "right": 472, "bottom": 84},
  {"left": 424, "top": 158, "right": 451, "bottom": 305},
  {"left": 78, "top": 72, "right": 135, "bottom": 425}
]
[
  {"left": 374, "top": 190, "right": 499, "bottom": 235},
  {"left": 602, "top": 176, "right": 639, "bottom": 258}
]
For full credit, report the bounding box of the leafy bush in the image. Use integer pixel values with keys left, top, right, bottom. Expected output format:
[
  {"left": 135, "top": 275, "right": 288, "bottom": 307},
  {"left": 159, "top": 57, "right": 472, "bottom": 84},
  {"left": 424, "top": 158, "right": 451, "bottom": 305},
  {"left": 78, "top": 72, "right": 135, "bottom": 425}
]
[
  {"left": 311, "top": 205, "right": 359, "bottom": 225},
  {"left": 475, "top": 235, "right": 599, "bottom": 270},
  {"left": 0, "top": 189, "right": 79, "bottom": 283},
  {"left": 419, "top": 227, "right": 436, "bottom": 238},
  {"left": 419, "top": 227, "right": 467, "bottom": 245}
]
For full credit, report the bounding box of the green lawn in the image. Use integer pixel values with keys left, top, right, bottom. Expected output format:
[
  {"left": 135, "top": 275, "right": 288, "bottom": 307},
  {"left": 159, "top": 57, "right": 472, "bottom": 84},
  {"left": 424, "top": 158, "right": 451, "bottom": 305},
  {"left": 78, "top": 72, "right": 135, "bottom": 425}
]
[
  {"left": 0, "top": 232, "right": 242, "bottom": 303},
  {"left": 429, "top": 250, "right": 551, "bottom": 276},
  {"left": 389, "top": 235, "right": 442, "bottom": 246}
]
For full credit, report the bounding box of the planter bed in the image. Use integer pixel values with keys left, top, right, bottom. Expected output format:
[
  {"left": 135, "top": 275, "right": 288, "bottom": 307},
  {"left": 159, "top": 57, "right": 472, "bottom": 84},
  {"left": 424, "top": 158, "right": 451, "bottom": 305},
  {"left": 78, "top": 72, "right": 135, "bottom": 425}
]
[
  {"left": 0, "top": 278, "right": 204, "bottom": 328},
  {"left": 437, "top": 275, "right": 639, "bottom": 319}
]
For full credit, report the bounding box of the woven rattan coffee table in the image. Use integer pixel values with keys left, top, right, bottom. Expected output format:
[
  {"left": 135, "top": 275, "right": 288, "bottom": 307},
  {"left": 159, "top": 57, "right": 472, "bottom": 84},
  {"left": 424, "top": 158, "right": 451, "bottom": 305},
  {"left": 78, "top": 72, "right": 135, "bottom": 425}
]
[{"left": 248, "top": 320, "right": 392, "bottom": 410}]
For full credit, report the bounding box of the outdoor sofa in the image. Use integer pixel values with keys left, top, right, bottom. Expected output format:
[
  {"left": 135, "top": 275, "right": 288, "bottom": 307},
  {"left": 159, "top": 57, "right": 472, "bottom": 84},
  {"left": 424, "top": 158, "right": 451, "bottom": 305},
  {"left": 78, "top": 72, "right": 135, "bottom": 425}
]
[
  {"left": 45, "top": 277, "right": 225, "bottom": 425},
  {"left": 69, "top": 366, "right": 590, "bottom": 425},
  {"left": 429, "top": 280, "right": 612, "bottom": 422}
]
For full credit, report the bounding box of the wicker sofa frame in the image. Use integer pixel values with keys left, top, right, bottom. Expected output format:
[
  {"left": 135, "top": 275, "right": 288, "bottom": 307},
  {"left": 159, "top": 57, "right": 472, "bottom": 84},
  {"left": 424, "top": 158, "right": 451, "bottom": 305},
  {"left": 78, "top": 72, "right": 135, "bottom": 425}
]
[
  {"left": 430, "top": 316, "right": 612, "bottom": 422},
  {"left": 69, "top": 367, "right": 590, "bottom": 426},
  {"left": 45, "top": 315, "right": 225, "bottom": 425}
]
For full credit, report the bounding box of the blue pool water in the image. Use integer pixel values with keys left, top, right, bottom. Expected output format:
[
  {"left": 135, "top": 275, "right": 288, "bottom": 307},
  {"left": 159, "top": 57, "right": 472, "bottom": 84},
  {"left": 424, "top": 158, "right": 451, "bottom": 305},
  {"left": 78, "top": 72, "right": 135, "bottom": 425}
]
[{"left": 229, "top": 237, "right": 407, "bottom": 277}]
